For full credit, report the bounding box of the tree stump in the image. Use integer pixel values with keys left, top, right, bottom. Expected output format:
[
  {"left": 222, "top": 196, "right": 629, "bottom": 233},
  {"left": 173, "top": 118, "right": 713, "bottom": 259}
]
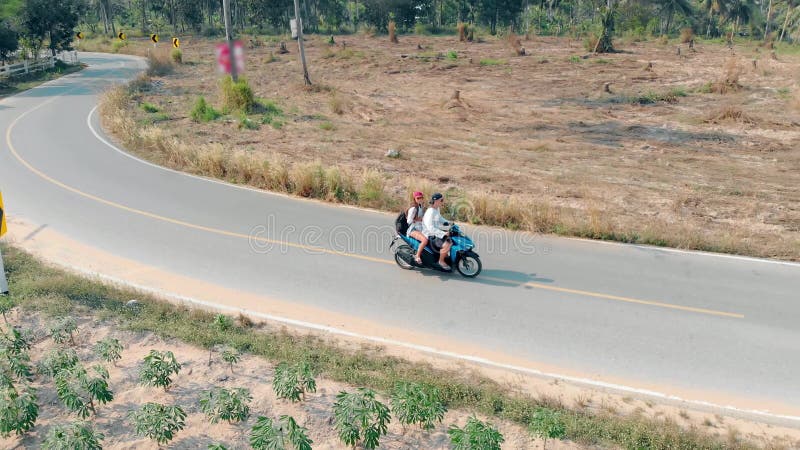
[
  {"left": 603, "top": 82, "right": 612, "bottom": 94},
  {"left": 278, "top": 42, "right": 289, "bottom": 54}
]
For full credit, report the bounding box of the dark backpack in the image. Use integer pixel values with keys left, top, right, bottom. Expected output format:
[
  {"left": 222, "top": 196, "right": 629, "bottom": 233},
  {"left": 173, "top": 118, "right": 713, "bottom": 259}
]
[{"left": 395, "top": 207, "right": 414, "bottom": 235}]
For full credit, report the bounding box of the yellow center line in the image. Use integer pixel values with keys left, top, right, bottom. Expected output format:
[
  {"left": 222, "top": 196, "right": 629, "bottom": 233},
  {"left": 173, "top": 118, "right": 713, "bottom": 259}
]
[{"left": 5, "top": 93, "right": 745, "bottom": 320}]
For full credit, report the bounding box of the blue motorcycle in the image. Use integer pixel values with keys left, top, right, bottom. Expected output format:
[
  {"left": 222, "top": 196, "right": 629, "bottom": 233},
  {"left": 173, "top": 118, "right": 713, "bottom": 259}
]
[{"left": 390, "top": 224, "right": 482, "bottom": 277}]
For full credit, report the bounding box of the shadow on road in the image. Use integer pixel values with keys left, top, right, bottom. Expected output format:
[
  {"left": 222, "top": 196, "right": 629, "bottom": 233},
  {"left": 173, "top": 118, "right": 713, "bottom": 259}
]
[{"left": 414, "top": 267, "right": 553, "bottom": 288}]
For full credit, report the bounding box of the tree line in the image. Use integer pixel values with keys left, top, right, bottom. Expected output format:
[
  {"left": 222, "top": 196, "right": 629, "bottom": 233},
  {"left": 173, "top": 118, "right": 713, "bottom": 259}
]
[{"left": 2, "top": 0, "right": 799, "bottom": 62}]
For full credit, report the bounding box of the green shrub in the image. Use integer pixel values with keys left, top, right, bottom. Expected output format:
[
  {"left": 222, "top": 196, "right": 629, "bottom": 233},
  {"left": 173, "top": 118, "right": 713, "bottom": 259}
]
[
  {"left": 42, "top": 421, "right": 104, "bottom": 450},
  {"left": 140, "top": 102, "right": 159, "bottom": 113},
  {"left": 94, "top": 338, "right": 123, "bottom": 366},
  {"left": 221, "top": 76, "right": 255, "bottom": 113},
  {"left": 129, "top": 403, "right": 186, "bottom": 445},
  {"left": 50, "top": 317, "right": 77, "bottom": 345},
  {"left": 272, "top": 362, "right": 316, "bottom": 402},
  {"left": 55, "top": 365, "right": 114, "bottom": 419},
  {"left": 333, "top": 388, "right": 390, "bottom": 450},
  {"left": 190, "top": 97, "right": 221, "bottom": 123},
  {"left": 139, "top": 350, "right": 181, "bottom": 391},
  {"left": 199, "top": 387, "right": 252, "bottom": 423},
  {"left": 111, "top": 40, "right": 127, "bottom": 53},
  {"left": 447, "top": 50, "right": 458, "bottom": 60},
  {"left": 171, "top": 48, "right": 182, "bottom": 63},
  {"left": 0, "top": 385, "right": 38, "bottom": 438},
  {"left": 250, "top": 415, "right": 313, "bottom": 450},
  {"left": 390, "top": 382, "right": 446, "bottom": 430},
  {"left": 319, "top": 121, "right": 335, "bottom": 131},
  {"left": 448, "top": 416, "right": 504, "bottom": 450},
  {"left": 238, "top": 114, "right": 259, "bottom": 130},
  {"left": 529, "top": 408, "right": 566, "bottom": 450},
  {"left": 37, "top": 348, "right": 79, "bottom": 378}
]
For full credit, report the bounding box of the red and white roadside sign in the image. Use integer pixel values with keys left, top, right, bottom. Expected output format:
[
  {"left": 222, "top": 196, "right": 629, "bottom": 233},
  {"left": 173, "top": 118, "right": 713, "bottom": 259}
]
[{"left": 216, "top": 41, "right": 244, "bottom": 74}]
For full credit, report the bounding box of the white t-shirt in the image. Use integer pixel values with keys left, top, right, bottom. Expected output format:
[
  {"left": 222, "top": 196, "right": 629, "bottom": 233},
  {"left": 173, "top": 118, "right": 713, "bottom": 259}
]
[
  {"left": 423, "top": 207, "right": 447, "bottom": 239},
  {"left": 406, "top": 205, "right": 425, "bottom": 236}
]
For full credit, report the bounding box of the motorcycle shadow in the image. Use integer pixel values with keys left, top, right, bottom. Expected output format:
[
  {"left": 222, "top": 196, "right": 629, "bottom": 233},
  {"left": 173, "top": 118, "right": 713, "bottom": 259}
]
[{"left": 415, "top": 267, "right": 553, "bottom": 288}]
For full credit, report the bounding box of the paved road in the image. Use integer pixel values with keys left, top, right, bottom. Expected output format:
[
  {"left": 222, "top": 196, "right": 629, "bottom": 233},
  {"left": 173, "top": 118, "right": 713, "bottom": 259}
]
[{"left": 2, "top": 53, "right": 798, "bottom": 418}]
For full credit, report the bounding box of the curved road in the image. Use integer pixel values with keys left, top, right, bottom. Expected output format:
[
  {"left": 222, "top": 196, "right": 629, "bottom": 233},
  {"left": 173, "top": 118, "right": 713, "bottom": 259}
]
[{"left": 1, "top": 53, "right": 799, "bottom": 421}]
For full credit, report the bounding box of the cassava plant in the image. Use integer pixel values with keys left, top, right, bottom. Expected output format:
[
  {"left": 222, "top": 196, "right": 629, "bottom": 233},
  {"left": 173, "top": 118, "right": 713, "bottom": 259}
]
[
  {"left": 333, "top": 388, "right": 390, "bottom": 450},
  {"left": 0, "top": 384, "right": 38, "bottom": 438},
  {"left": 220, "top": 346, "right": 240, "bottom": 373},
  {"left": 37, "top": 348, "right": 79, "bottom": 378},
  {"left": 49, "top": 317, "right": 77, "bottom": 345},
  {"left": 390, "top": 381, "right": 446, "bottom": 431},
  {"left": 272, "top": 362, "right": 316, "bottom": 402},
  {"left": 249, "top": 415, "right": 313, "bottom": 450},
  {"left": 139, "top": 350, "right": 181, "bottom": 391},
  {"left": 41, "top": 421, "right": 104, "bottom": 450},
  {"left": 448, "top": 416, "right": 504, "bottom": 450},
  {"left": 199, "top": 387, "right": 252, "bottom": 423},
  {"left": 94, "top": 337, "right": 123, "bottom": 366},
  {"left": 129, "top": 402, "right": 186, "bottom": 445},
  {"left": 55, "top": 365, "right": 114, "bottom": 419},
  {"left": 529, "top": 408, "right": 566, "bottom": 450},
  {"left": 0, "top": 327, "right": 31, "bottom": 356},
  {"left": 0, "top": 350, "right": 33, "bottom": 386}
]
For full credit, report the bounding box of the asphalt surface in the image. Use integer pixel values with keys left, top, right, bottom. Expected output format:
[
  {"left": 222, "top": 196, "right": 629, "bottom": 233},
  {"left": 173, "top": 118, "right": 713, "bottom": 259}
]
[{"left": 1, "top": 53, "right": 798, "bottom": 416}]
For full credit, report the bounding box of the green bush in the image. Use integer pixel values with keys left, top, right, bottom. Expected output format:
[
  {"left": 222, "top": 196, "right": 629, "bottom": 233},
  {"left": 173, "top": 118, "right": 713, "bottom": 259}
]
[
  {"left": 448, "top": 416, "right": 504, "bottom": 450},
  {"left": 333, "top": 388, "right": 390, "bottom": 450},
  {"left": 238, "top": 114, "right": 259, "bottom": 130},
  {"left": 221, "top": 76, "right": 255, "bottom": 113},
  {"left": 111, "top": 40, "right": 127, "bottom": 53},
  {"left": 250, "top": 415, "right": 313, "bottom": 450},
  {"left": 171, "top": 48, "right": 183, "bottom": 63},
  {"left": 200, "top": 387, "right": 252, "bottom": 423},
  {"left": 447, "top": 50, "right": 458, "bottom": 60},
  {"left": 129, "top": 403, "right": 186, "bottom": 445},
  {"left": 190, "top": 97, "right": 221, "bottom": 123},
  {"left": 139, "top": 350, "right": 181, "bottom": 391},
  {"left": 390, "top": 381, "right": 446, "bottom": 430},
  {"left": 42, "top": 421, "right": 104, "bottom": 449},
  {"left": 272, "top": 362, "right": 316, "bottom": 402},
  {"left": 140, "top": 102, "right": 159, "bottom": 113}
]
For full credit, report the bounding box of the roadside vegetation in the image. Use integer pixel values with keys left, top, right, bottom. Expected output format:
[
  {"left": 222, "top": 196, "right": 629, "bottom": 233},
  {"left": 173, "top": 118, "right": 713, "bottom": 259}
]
[{"left": 2, "top": 243, "right": 795, "bottom": 448}]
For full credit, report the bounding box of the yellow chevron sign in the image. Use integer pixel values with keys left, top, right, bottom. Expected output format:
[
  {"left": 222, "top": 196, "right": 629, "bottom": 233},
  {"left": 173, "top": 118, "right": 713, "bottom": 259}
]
[
  {"left": 150, "top": 34, "right": 159, "bottom": 43},
  {"left": 0, "top": 191, "right": 7, "bottom": 238},
  {"left": 172, "top": 37, "right": 180, "bottom": 48},
  {"left": 76, "top": 31, "right": 84, "bottom": 40},
  {"left": 118, "top": 32, "right": 127, "bottom": 40}
]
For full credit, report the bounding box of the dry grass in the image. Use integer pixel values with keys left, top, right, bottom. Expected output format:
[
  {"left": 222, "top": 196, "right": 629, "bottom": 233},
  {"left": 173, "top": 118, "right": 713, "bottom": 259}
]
[
  {"left": 458, "top": 22, "right": 467, "bottom": 42},
  {"left": 680, "top": 28, "right": 694, "bottom": 43},
  {"left": 145, "top": 49, "right": 174, "bottom": 77},
  {"left": 704, "top": 104, "right": 756, "bottom": 123},
  {"left": 99, "top": 34, "right": 800, "bottom": 261},
  {"left": 507, "top": 31, "right": 525, "bottom": 56},
  {"left": 388, "top": 21, "right": 398, "bottom": 44},
  {"left": 711, "top": 58, "right": 743, "bottom": 93}
]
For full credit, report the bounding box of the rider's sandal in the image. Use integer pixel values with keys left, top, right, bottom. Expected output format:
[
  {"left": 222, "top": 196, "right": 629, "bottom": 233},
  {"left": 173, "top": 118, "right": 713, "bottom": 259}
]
[
  {"left": 414, "top": 256, "right": 423, "bottom": 264},
  {"left": 439, "top": 263, "right": 451, "bottom": 271}
]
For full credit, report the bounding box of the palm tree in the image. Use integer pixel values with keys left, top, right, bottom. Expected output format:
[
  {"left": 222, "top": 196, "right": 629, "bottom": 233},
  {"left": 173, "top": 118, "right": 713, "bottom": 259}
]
[
  {"left": 779, "top": 0, "right": 799, "bottom": 41},
  {"left": 726, "top": 0, "right": 754, "bottom": 36},
  {"left": 701, "top": 0, "right": 728, "bottom": 36},
  {"left": 657, "top": 0, "right": 694, "bottom": 35}
]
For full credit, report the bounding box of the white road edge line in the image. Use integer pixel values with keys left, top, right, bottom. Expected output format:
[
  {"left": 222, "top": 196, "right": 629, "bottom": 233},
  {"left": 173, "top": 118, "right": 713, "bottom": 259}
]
[
  {"left": 86, "top": 106, "right": 800, "bottom": 269},
  {"left": 47, "top": 258, "right": 800, "bottom": 424}
]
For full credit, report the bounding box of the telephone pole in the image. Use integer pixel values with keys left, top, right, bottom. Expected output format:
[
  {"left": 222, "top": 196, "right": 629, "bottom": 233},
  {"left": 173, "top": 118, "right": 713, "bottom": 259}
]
[
  {"left": 223, "top": 0, "right": 238, "bottom": 82},
  {"left": 293, "top": 0, "right": 311, "bottom": 85}
]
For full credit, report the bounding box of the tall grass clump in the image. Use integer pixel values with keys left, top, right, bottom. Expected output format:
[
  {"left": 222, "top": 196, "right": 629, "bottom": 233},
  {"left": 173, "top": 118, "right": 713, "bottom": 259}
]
[
  {"left": 710, "top": 58, "right": 743, "bottom": 93},
  {"left": 171, "top": 48, "right": 183, "bottom": 63},
  {"left": 680, "top": 27, "right": 694, "bottom": 43},
  {"left": 146, "top": 51, "right": 174, "bottom": 77},
  {"left": 388, "top": 21, "right": 398, "bottom": 43},
  {"left": 458, "top": 22, "right": 467, "bottom": 41},
  {"left": 190, "top": 97, "right": 221, "bottom": 123},
  {"left": 220, "top": 76, "right": 255, "bottom": 113},
  {"left": 112, "top": 40, "right": 128, "bottom": 53}
]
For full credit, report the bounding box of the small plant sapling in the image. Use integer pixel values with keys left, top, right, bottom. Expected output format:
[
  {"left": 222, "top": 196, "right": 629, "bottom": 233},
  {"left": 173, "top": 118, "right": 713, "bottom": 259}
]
[
  {"left": 249, "top": 415, "right": 313, "bottom": 450},
  {"left": 94, "top": 337, "right": 123, "bottom": 366},
  {"left": 37, "top": 348, "right": 79, "bottom": 378},
  {"left": 41, "top": 421, "right": 104, "bottom": 450},
  {"left": 129, "top": 402, "right": 186, "bottom": 445},
  {"left": 199, "top": 387, "right": 252, "bottom": 423},
  {"left": 529, "top": 408, "right": 566, "bottom": 450},
  {"left": 220, "top": 346, "right": 240, "bottom": 373},
  {"left": 55, "top": 365, "right": 114, "bottom": 419},
  {"left": 49, "top": 317, "right": 77, "bottom": 345},
  {"left": 0, "top": 384, "right": 38, "bottom": 437},
  {"left": 448, "top": 416, "right": 505, "bottom": 450},
  {"left": 139, "top": 350, "right": 181, "bottom": 391},
  {"left": 272, "top": 362, "right": 316, "bottom": 402},
  {"left": 333, "top": 388, "right": 390, "bottom": 450},
  {"left": 207, "top": 444, "right": 228, "bottom": 450},
  {"left": 390, "top": 381, "right": 446, "bottom": 431}
]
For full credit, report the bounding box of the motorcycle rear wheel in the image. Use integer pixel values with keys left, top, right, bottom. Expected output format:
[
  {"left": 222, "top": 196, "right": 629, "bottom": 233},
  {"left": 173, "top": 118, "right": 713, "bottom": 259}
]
[{"left": 394, "top": 246, "right": 415, "bottom": 270}]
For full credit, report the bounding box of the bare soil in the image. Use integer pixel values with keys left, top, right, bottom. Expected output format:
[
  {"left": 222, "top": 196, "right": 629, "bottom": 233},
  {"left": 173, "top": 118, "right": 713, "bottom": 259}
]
[{"left": 118, "top": 34, "right": 800, "bottom": 260}]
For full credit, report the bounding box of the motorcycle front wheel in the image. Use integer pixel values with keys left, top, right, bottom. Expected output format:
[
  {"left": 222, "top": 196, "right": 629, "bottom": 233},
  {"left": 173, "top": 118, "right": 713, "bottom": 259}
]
[{"left": 456, "top": 254, "right": 482, "bottom": 277}]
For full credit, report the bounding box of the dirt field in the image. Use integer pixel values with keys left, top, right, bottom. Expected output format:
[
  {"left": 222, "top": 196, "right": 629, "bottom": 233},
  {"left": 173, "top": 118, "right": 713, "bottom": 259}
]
[{"left": 111, "top": 34, "right": 800, "bottom": 259}]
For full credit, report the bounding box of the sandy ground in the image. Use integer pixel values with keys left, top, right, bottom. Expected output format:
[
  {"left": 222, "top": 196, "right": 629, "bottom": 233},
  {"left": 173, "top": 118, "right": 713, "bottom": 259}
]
[
  {"left": 1, "top": 301, "right": 799, "bottom": 449},
  {"left": 117, "top": 33, "right": 800, "bottom": 259},
  {"left": 0, "top": 309, "right": 575, "bottom": 450}
]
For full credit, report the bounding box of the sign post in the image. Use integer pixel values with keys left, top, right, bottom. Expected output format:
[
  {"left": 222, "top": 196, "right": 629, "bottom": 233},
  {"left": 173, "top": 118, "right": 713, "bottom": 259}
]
[
  {"left": 0, "top": 191, "right": 8, "bottom": 295},
  {"left": 222, "top": 0, "right": 238, "bottom": 82},
  {"left": 216, "top": 41, "right": 244, "bottom": 75}
]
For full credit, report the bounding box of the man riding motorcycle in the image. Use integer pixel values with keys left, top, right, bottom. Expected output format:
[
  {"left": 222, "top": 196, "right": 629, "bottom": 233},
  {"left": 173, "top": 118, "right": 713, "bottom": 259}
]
[{"left": 423, "top": 192, "right": 452, "bottom": 270}]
